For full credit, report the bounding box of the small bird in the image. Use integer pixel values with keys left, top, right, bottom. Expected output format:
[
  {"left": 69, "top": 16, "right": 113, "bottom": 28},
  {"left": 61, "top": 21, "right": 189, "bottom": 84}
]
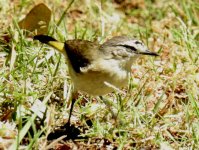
[{"left": 34, "top": 35, "right": 158, "bottom": 124}]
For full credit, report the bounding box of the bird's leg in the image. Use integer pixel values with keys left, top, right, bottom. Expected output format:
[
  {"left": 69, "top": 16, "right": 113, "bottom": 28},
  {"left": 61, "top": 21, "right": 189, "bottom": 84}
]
[
  {"left": 67, "top": 98, "right": 75, "bottom": 125},
  {"left": 67, "top": 92, "right": 78, "bottom": 125},
  {"left": 47, "top": 91, "right": 81, "bottom": 141}
]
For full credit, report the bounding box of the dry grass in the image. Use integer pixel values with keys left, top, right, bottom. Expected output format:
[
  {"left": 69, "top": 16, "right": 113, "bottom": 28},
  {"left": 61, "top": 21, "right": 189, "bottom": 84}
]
[{"left": 0, "top": 0, "right": 199, "bottom": 149}]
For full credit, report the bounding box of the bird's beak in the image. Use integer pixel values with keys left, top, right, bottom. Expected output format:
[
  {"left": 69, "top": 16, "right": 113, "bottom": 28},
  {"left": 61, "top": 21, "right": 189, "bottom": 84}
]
[{"left": 139, "top": 50, "right": 159, "bottom": 56}]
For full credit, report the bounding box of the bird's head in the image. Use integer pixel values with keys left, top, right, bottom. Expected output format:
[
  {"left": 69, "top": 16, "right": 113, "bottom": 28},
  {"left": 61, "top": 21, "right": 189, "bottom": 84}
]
[
  {"left": 100, "top": 36, "right": 158, "bottom": 71},
  {"left": 101, "top": 36, "right": 158, "bottom": 59},
  {"left": 115, "top": 37, "right": 158, "bottom": 57}
]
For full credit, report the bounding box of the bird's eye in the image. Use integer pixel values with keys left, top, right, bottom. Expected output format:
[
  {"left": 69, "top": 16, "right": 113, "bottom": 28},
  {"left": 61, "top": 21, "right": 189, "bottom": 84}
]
[{"left": 135, "top": 41, "right": 142, "bottom": 45}]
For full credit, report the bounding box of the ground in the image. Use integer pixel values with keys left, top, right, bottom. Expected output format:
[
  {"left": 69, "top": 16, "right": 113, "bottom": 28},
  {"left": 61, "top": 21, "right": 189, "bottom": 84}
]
[{"left": 0, "top": 0, "right": 199, "bottom": 149}]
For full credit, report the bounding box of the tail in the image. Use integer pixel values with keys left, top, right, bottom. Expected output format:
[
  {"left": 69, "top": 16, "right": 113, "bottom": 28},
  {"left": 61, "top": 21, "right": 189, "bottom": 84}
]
[{"left": 33, "top": 35, "right": 65, "bottom": 53}]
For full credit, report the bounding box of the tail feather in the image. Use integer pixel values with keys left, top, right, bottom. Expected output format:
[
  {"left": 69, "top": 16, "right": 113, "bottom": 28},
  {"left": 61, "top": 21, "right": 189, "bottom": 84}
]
[{"left": 34, "top": 35, "right": 65, "bottom": 53}]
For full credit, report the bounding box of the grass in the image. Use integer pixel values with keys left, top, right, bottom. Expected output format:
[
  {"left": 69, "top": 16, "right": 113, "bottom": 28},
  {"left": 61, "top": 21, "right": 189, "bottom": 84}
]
[{"left": 0, "top": 0, "right": 199, "bottom": 149}]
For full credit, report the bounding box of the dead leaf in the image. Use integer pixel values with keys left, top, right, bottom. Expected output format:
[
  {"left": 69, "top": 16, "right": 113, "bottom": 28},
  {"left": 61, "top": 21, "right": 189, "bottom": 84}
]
[{"left": 18, "top": 3, "right": 51, "bottom": 35}]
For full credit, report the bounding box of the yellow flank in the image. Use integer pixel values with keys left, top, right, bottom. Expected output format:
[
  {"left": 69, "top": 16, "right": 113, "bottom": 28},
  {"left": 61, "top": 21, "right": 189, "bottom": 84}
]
[{"left": 48, "top": 41, "right": 64, "bottom": 52}]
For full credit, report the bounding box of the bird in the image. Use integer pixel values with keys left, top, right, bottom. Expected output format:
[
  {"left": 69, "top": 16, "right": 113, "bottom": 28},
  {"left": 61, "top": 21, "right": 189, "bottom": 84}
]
[{"left": 33, "top": 35, "right": 158, "bottom": 125}]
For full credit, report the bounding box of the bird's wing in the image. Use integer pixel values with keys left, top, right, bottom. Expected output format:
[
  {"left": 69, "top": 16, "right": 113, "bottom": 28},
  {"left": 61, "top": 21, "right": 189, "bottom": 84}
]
[{"left": 65, "top": 39, "right": 100, "bottom": 73}]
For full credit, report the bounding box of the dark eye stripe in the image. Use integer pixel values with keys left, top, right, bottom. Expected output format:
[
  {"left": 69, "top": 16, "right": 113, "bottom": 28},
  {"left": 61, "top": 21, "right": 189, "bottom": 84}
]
[{"left": 117, "top": 44, "right": 137, "bottom": 51}]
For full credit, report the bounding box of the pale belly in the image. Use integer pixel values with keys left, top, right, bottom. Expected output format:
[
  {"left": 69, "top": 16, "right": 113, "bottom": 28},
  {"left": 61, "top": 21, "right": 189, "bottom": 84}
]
[{"left": 71, "top": 71, "right": 129, "bottom": 96}]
